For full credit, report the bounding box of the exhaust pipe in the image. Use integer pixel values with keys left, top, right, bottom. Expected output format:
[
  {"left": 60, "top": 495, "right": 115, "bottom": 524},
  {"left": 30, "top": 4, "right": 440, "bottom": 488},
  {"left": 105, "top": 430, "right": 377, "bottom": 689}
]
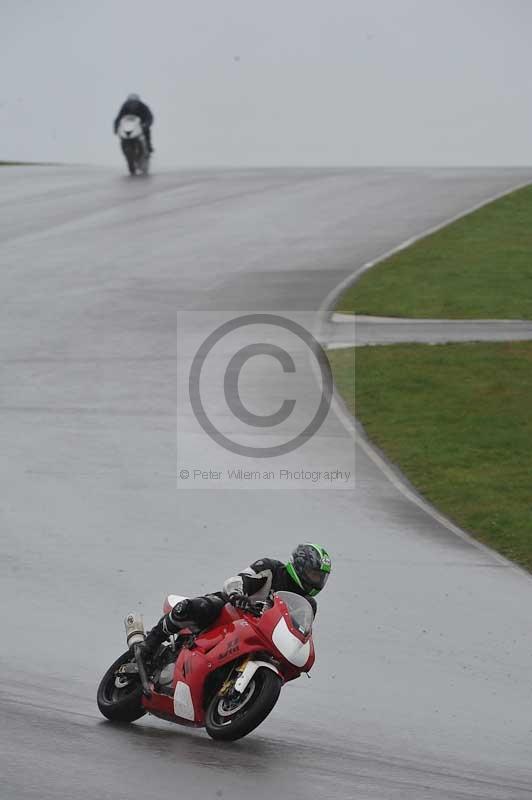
[{"left": 124, "top": 612, "right": 145, "bottom": 647}]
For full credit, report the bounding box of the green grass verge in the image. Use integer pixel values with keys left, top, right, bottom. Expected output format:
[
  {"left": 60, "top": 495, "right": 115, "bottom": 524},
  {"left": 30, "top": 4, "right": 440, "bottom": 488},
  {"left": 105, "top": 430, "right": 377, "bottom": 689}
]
[
  {"left": 0, "top": 161, "right": 56, "bottom": 166},
  {"left": 329, "top": 342, "right": 532, "bottom": 569},
  {"left": 336, "top": 184, "right": 532, "bottom": 319}
]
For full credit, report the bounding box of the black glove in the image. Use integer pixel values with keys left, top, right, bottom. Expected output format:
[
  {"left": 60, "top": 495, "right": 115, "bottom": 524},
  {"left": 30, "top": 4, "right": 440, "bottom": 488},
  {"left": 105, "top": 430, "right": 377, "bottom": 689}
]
[{"left": 228, "top": 593, "right": 261, "bottom": 617}]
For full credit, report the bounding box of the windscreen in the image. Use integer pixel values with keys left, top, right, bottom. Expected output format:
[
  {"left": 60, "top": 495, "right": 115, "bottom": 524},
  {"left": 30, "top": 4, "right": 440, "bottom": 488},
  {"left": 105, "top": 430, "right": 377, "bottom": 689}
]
[{"left": 276, "top": 591, "right": 314, "bottom": 637}]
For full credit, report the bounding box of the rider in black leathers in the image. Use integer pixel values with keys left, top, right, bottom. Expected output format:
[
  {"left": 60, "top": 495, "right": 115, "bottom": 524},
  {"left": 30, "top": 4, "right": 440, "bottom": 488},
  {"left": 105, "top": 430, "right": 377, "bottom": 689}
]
[
  {"left": 139, "top": 544, "right": 332, "bottom": 659},
  {"left": 113, "top": 93, "right": 154, "bottom": 153}
]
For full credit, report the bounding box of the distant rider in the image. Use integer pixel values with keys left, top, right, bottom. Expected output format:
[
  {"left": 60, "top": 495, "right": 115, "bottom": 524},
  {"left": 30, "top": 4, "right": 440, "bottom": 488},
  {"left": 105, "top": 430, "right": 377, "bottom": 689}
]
[
  {"left": 113, "top": 93, "right": 154, "bottom": 153},
  {"left": 138, "top": 543, "right": 332, "bottom": 659}
]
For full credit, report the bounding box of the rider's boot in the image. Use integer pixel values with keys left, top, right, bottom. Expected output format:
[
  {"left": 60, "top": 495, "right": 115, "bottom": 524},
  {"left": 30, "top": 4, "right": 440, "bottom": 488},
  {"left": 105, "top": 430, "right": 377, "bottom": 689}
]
[{"left": 140, "top": 599, "right": 193, "bottom": 659}]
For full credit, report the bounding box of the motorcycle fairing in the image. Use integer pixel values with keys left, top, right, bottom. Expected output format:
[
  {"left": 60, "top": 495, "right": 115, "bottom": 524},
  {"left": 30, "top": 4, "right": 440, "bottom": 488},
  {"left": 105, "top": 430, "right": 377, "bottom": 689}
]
[
  {"left": 252, "top": 600, "right": 315, "bottom": 674},
  {"left": 272, "top": 616, "right": 311, "bottom": 668},
  {"left": 170, "top": 615, "right": 274, "bottom": 724},
  {"left": 140, "top": 593, "right": 314, "bottom": 726},
  {"left": 174, "top": 681, "right": 195, "bottom": 720}
]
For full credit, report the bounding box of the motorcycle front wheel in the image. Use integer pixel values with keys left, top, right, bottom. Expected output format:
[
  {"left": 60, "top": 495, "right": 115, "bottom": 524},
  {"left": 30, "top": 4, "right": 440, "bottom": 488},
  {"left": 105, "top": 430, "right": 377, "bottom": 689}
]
[
  {"left": 97, "top": 650, "right": 146, "bottom": 723},
  {"left": 205, "top": 668, "right": 281, "bottom": 741}
]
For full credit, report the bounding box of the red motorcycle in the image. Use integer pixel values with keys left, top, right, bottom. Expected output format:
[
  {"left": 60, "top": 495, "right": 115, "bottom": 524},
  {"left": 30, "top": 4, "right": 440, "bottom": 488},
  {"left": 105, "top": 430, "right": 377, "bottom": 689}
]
[{"left": 97, "top": 591, "right": 315, "bottom": 740}]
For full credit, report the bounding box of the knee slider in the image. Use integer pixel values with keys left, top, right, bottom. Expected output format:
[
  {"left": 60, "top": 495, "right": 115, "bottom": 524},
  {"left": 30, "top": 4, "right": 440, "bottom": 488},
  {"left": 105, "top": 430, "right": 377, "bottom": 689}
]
[{"left": 168, "top": 598, "right": 192, "bottom": 627}]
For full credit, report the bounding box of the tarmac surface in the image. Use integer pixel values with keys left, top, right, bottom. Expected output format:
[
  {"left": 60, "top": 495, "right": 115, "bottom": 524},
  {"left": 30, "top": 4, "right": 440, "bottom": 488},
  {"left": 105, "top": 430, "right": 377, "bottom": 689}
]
[{"left": 2, "top": 165, "right": 532, "bottom": 799}]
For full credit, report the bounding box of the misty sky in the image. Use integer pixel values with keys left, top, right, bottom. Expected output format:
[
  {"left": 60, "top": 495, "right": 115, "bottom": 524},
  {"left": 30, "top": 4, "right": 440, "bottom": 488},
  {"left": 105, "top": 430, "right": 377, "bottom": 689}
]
[{"left": 1, "top": 0, "right": 531, "bottom": 166}]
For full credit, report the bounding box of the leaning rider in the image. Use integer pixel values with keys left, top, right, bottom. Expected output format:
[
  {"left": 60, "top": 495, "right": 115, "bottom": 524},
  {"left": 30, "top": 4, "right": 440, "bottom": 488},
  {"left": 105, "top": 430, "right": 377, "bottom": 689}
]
[
  {"left": 113, "top": 93, "right": 154, "bottom": 153},
  {"left": 139, "top": 544, "right": 332, "bottom": 658}
]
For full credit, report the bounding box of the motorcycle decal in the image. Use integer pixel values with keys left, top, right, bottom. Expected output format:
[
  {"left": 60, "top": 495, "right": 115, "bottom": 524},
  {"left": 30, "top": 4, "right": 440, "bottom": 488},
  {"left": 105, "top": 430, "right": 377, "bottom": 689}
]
[{"left": 218, "top": 636, "right": 240, "bottom": 660}]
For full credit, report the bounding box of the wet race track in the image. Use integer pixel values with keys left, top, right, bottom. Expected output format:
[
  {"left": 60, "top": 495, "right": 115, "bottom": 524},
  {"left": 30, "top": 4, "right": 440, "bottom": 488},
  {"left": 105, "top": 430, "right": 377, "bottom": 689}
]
[{"left": 2, "top": 165, "right": 532, "bottom": 799}]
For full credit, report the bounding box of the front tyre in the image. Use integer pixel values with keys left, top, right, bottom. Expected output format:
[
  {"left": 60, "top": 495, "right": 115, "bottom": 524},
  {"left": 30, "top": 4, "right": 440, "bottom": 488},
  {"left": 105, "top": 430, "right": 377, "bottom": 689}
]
[
  {"left": 97, "top": 650, "right": 146, "bottom": 723},
  {"left": 205, "top": 668, "right": 281, "bottom": 741}
]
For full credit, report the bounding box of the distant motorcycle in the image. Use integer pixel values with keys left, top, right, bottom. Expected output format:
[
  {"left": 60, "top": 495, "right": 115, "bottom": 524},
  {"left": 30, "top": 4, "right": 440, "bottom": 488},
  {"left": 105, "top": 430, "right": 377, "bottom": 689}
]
[
  {"left": 117, "top": 114, "right": 150, "bottom": 176},
  {"left": 97, "top": 591, "right": 315, "bottom": 740}
]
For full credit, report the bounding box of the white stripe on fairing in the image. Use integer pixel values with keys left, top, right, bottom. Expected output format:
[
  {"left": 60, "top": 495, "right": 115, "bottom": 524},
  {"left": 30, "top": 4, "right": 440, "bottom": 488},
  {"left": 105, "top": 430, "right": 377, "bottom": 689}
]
[
  {"left": 272, "top": 617, "right": 311, "bottom": 667},
  {"left": 173, "top": 681, "right": 195, "bottom": 721}
]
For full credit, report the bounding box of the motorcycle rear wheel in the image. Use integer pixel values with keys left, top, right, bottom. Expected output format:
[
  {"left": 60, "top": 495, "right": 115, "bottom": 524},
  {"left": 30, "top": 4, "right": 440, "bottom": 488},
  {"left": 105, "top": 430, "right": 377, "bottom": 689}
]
[
  {"left": 205, "top": 668, "right": 281, "bottom": 741},
  {"left": 139, "top": 153, "right": 150, "bottom": 176},
  {"left": 121, "top": 140, "right": 137, "bottom": 176},
  {"left": 97, "top": 650, "right": 146, "bottom": 723}
]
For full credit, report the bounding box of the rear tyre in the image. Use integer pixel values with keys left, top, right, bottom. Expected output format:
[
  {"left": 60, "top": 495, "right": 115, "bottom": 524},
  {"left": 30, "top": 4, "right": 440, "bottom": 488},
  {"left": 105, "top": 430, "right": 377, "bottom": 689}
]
[
  {"left": 138, "top": 140, "right": 150, "bottom": 176},
  {"left": 205, "top": 668, "right": 281, "bottom": 741},
  {"left": 139, "top": 155, "right": 150, "bottom": 176},
  {"left": 97, "top": 650, "right": 146, "bottom": 723},
  {"left": 121, "top": 141, "right": 137, "bottom": 176}
]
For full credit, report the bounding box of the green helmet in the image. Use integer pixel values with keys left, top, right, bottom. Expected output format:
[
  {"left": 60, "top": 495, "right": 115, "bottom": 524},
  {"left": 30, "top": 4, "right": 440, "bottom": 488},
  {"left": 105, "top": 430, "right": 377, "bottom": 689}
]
[{"left": 286, "top": 543, "right": 332, "bottom": 597}]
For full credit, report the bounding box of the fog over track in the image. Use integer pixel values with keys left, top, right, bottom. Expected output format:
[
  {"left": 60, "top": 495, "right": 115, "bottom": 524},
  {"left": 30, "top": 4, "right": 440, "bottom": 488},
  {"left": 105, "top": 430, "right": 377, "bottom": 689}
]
[{"left": 2, "top": 165, "right": 532, "bottom": 799}]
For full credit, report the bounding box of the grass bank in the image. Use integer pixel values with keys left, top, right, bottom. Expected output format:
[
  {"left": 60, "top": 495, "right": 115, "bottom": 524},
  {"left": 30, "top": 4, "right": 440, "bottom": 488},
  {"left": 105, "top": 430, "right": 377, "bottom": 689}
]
[
  {"left": 0, "top": 161, "right": 56, "bottom": 166},
  {"left": 336, "top": 184, "right": 532, "bottom": 319},
  {"left": 329, "top": 342, "right": 532, "bottom": 570}
]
